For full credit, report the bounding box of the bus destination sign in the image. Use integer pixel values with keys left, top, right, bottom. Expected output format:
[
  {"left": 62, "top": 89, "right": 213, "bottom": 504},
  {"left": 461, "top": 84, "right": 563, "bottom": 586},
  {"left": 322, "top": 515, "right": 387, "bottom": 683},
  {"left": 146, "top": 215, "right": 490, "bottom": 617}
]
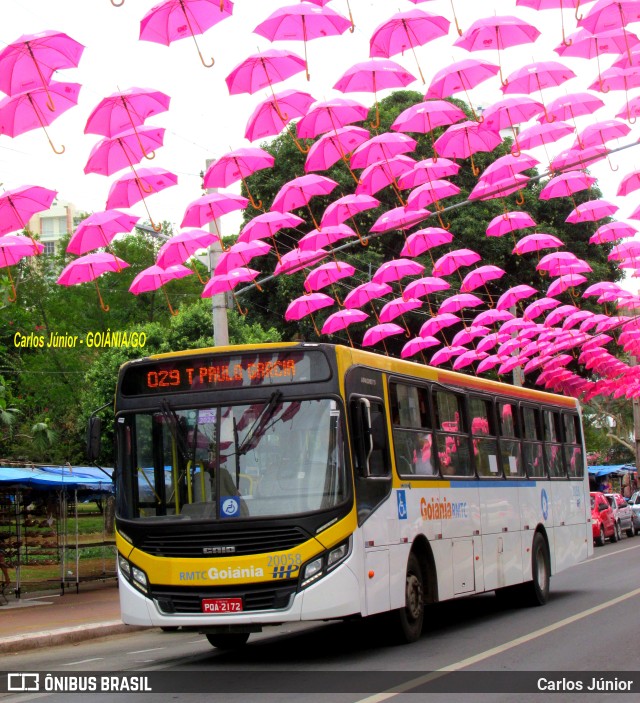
[{"left": 120, "top": 351, "right": 331, "bottom": 396}]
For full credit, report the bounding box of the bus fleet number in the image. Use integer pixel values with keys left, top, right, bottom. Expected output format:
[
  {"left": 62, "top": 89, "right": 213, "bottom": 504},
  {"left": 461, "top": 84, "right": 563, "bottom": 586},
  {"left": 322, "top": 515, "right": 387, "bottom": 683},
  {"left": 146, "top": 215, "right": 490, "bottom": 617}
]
[
  {"left": 147, "top": 370, "right": 181, "bottom": 388},
  {"left": 268, "top": 554, "right": 302, "bottom": 566}
]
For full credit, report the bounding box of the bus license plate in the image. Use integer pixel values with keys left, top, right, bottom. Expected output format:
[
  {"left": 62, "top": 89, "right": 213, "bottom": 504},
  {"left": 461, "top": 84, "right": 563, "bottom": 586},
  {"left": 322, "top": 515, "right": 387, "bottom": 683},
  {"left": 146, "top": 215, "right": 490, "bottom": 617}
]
[{"left": 202, "top": 598, "right": 243, "bottom": 613}]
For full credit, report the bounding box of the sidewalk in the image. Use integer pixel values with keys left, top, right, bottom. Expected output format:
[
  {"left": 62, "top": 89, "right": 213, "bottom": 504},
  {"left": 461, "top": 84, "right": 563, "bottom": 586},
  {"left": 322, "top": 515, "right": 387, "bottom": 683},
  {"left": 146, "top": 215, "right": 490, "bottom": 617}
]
[{"left": 0, "top": 581, "right": 143, "bottom": 654}]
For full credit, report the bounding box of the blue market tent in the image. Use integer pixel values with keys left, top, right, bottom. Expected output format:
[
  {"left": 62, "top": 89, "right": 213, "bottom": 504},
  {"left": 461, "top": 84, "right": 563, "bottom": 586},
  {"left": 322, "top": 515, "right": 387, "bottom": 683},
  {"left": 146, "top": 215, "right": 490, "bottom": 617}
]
[
  {"left": 0, "top": 465, "right": 113, "bottom": 491},
  {"left": 588, "top": 464, "right": 636, "bottom": 479}
]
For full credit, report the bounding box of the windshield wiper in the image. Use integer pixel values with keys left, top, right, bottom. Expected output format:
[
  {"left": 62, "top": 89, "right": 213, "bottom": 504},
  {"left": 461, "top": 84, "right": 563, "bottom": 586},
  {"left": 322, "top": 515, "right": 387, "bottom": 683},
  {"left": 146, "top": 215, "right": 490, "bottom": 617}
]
[
  {"left": 160, "top": 399, "right": 190, "bottom": 462},
  {"left": 236, "top": 390, "right": 283, "bottom": 457}
]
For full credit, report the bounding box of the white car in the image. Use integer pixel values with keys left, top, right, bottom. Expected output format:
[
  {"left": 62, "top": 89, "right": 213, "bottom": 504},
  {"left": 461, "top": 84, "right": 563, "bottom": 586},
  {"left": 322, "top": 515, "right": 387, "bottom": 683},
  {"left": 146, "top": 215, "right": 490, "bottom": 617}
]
[
  {"left": 604, "top": 493, "right": 635, "bottom": 539},
  {"left": 628, "top": 491, "right": 640, "bottom": 536}
]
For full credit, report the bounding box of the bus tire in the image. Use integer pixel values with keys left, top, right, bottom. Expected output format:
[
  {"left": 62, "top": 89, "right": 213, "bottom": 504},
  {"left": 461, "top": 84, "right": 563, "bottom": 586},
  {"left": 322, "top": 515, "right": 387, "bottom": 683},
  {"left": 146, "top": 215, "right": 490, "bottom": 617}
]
[
  {"left": 206, "top": 633, "right": 250, "bottom": 650},
  {"left": 521, "top": 532, "right": 550, "bottom": 607},
  {"left": 389, "top": 553, "right": 424, "bottom": 644}
]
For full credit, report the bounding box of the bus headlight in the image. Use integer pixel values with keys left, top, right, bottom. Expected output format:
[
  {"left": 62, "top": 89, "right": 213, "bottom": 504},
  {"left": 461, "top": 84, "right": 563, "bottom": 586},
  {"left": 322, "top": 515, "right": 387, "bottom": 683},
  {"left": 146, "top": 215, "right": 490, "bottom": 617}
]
[
  {"left": 131, "top": 566, "right": 149, "bottom": 592},
  {"left": 118, "top": 553, "right": 149, "bottom": 594},
  {"left": 118, "top": 555, "right": 131, "bottom": 579},
  {"left": 300, "top": 538, "right": 351, "bottom": 589}
]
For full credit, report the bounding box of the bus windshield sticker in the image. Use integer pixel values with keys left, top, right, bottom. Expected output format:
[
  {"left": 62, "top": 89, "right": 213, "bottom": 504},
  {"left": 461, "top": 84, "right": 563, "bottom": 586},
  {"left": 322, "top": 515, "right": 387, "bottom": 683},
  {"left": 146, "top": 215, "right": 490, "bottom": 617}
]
[
  {"left": 397, "top": 490, "right": 408, "bottom": 520},
  {"left": 220, "top": 497, "right": 241, "bottom": 518}
]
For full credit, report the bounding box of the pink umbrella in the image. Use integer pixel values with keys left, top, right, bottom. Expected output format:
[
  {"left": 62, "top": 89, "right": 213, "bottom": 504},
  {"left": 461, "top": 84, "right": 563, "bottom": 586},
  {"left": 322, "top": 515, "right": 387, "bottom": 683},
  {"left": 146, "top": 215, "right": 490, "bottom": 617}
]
[
  {"left": 430, "top": 345, "right": 468, "bottom": 366},
  {"left": 392, "top": 100, "right": 465, "bottom": 134},
  {"left": 406, "top": 179, "right": 460, "bottom": 211},
  {"left": 549, "top": 145, "right": 608, "bottom": 173},
  {"left": 425, "top": 58, "right": 499, "bottom": 119},
  {"left": 513, "top": 233, "right": 565, "bottom": 256},
  {"left": 566, "top": 199, "right": 619, "bottom": 223},
  {"left": 398, "top": 158, "right": 461, "bottom": 190},
  {"left": 517, "top": 0, "right": 586, "bottom": 46},
  {"left": 482, "top": 96, "right": 544, "bottom": 154},
  {"left": 439, "top": 293, "right": 483, "bottom": 314},
  {"left": 502, "top": 61, "right": 576, "bottom": 121},
  {"left": 453, "top": 349, "right": 489, "bottom": 370},
  {"left": 373, "top": 258, "right": 425, "bottom": 298},
  {"left": 298, "top": 224, "right": 356, "bottom": 252},
  {"left": 608, "top": 240, "right": 640, "bottom": 262},
  {"left": 201, "top": 266, "right": 261, "bottom": 313},
  {"left": 473, "top": 308, "right": 514, "bottom": 327},
  {"left": 344, "top": 281, "right": 391, "bottom": 310},
  {"left": 238, "top": 211, "right": 304, "bottom": 261},
  {"left": 615, "top": 94, "right": 640, "bottom": 122},
  {"left": 356, "top": 155, "right": 416, "bottom": 202},
  {"left": 0, "top": 184, "right": 57, "bottom": 237},
  {"left": 539, "top": 170, "right": 597, "bottom": 202},
  {"left": 380, "top": 296, "right": 423, "bottom": 335},
  {"left": 577, "top": 118, "right": 630, "bottom": 152},
  {"left": 254, "top": 3, "right": 351, "bottom": 80},
  {"left": 226, "top": 49, "right": 307, "bottom": 122},
  {"left": 273, "top": 248, "right": 328, "bottom": 276},
  {"left": 129, "top": 263, "right": 193, "bottom": 315},
  {"left": 542, "top": 91, "right": 605, "bottom": 125},
  {"left": 420, "top": 313, "right": 461, "bottom": 337},
  {"left": 460, "top": 265, "right": 505, "bottom": 293},
  {"left": 515, "top": 121, "right": 574, "bottom": 153},
  {"left": 0, "top": 81, "right": 80, "bottom": 154},
  {"left": 453, "top": 325, "right": 491, "bottom": 346},
  {"left": 297, "top": 97, "right": 368, "bottom": 138},
  {"left": 578, "top": 0, "right": 640, "bottom": 63},
  {"left": 454, "top": 15, "right": 541, "bottom": 86},
  {"left": 400, "top": 228, "right": 454, "bottom": 259},
  {"left": 0, "top": 31, "right": 84, "bottom": 110},
  {"left": 433, "top": 248, "right": 481, "bottom": 277},
  {"left": 57, "top": 251, "right": 129, "bottom": 311},
  {"left": 244, "top": 89, "right": 314, "bottom": 149},
  {"left": 486, "top": 210, "right": 536, "bottom": 237},
  {"left": 285, "top": 292, "right": 335, "bottom": 335},
  {"left": 350, "top": 133, "right": 417, "bottom": 170},
  {"left": 271, "top": 174, "right": 338, "bottom": 229},
  {"left": 403, "top": 275, "right": 450, "bottom": 300},
  {"left": 496, "top": 284, "right": 538, "bottom": 311},
  {"left": 84, "top": 126, "right": 165, "bottom": 178},
  {"left": 67, "top": 210, "right": 140, "bottom": 256},
  {"left": 537, "top": 252, "right": 592, "bottom": 275},
  {"left": 303, "top": 261, "right": 354, "bottom": 303},
  {"left": 362, "top": 322, "right": 405, "bottom": 350},
  {"left": 468, "top": 174, "right": 529, "bottom": 202},
  {"left": 370, "top": 206, "right": 431, "bottom": 234},
  {"left": 304, "top": 126, "right": 370, "bottom": 182},
  {"left": 203, "top": 147, "right": 274, "bottom": 209},
  {"left": 369, "top": 9, "right": 450, "bottom": 83},
  {"left": 156, "top": 228, "right": 218, "bottom": 278},
  {"left": 401, "top": 335, "right": 441, "bottom": 359},
  {"left": 0, "top": 234, "right": 44, "bottom": 301},
  {"left": 140, "top": 0, "right": 233, "bottom": 67},
  {"left": 547, "top": 273, "right": 588, "bottom": 297},
  {"left": 106, "top": 167, "right": 177, "bottom": 231},
  {"left": 215, "top": 240, "right": 271, "bottom": 275},
  {"left": 84, "top": 87, "right": 171, "bottom": 142},
  {"left": 618, "top": 169, "right": 640, "bottom": 196},
  {"left": 433, "top": 121, "right": 502, "bottom": 176},
  {"left": 590, "top": 221, "right": 636, "bottom": 243},
  {"left": 322, "top": 308, "right": 369, "bottom": 346},
  {"left": 477, "top": 332, "right": 511, "bottom": 353},
  {"left": 333, "top": 58, "right": 417, "bottom": 128},
  {"left": 181, "top": 192, "right": 248, "bottom": 239},
  {"left": 480, "top": 152, "right": 540, "bottom": 185},
  {"left": 321, "top": 193, "right": 379, "bottom": 244}
]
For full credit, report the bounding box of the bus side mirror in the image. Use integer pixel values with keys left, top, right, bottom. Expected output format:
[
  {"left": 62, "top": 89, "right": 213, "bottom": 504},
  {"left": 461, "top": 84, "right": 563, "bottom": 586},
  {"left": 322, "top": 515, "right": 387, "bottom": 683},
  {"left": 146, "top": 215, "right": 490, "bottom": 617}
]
[{"left": 86, "top": 416, "right": 102, "bottom": 461}]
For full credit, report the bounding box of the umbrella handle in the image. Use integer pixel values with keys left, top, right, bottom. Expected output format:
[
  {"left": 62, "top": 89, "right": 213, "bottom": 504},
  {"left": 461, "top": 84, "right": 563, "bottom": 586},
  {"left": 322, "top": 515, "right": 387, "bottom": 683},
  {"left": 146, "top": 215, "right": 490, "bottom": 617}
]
[
  {"left": 5, "top": 268, "right": 17, "bottom": 303},
  {"left": 233, "top": 291, "right": 248, "bottom": 316},
  {"left": 95, "top": 280, "right": 110, "bottom": 313},
  {"left": 163, "top": 286, "right": 179, "bottom": 316},
  {"left": 346, "top": 0, "right": 355, "bottom": 33},
  {"left": 181, "top": 3, "right": 214, "bottom": 67},
  {"left": 515, "top": 190, "right": 525, "bottom": 206},
  {"left": 451, "top": 0, "right": 463, "bottom": 36},
  {"left": 436, "top": 209, "right": 451, "bottom": 231},
  {"left": 574, "top": 1, "right": 583, "bottom": 21},
  {"left": 111, "top": 0, "right": 125, "bottom": 5},
  {"left": 369, "top": 102, "right": 381, "bottom": 130}
]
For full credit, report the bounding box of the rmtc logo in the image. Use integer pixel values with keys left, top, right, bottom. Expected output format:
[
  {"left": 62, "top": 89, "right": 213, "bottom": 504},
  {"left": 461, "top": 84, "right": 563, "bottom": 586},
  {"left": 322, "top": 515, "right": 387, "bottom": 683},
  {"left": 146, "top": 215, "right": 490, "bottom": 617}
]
[
  {"left": 272, "top": 564, "right": 299, "bottom": 579},
  {"left": 202, "top": 546, "right": 236, "bottom": 554}
]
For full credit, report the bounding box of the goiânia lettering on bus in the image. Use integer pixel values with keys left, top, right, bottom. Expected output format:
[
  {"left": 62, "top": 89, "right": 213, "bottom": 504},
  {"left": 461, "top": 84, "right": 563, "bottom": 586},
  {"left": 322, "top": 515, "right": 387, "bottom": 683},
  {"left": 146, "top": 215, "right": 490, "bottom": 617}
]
[
  {"left": 179, "top": 566, "right": 265, "bottom": 582},
  {"left": 420, "top": 496, "right": 469, "bottom": 521}
]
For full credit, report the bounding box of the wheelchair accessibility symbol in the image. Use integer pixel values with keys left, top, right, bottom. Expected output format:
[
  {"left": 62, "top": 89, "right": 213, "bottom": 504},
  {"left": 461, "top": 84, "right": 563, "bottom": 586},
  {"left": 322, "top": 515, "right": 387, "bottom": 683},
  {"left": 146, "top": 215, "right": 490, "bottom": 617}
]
[{"left": 397, "top": 490, "right": 408, "bottom": 520}]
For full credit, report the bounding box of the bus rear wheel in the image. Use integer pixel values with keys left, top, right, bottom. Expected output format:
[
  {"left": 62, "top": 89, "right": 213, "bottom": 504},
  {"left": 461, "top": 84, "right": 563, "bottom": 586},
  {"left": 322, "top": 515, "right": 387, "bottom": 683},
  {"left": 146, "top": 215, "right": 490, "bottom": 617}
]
[
  {"left": 206, "top": 633, "right": 250, "bottom": 650},
  {"left": 521, "top": 533, "right": 550, "bottom": 607},
  {"left": 389, "top": 553, "right": 424, "bottom": 644}
]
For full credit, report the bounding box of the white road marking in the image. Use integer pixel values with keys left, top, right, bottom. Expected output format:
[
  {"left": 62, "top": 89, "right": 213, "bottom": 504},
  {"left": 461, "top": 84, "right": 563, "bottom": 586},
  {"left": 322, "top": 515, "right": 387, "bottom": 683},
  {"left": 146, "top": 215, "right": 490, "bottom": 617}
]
[
  {"left": 126, "top": 647, "right": 165, "bottom": 654},
  {"left": 589, "top": 543, "right": 640, "bottom": 561},
  {"left": 354, "top": 586, "right": 640, "bottom": 703},
  {"left": 62, "top": 657, "right": 104, "bottom": 666},
  {"left": 188, "top": 638, "right": 208, "bottom": 644}
]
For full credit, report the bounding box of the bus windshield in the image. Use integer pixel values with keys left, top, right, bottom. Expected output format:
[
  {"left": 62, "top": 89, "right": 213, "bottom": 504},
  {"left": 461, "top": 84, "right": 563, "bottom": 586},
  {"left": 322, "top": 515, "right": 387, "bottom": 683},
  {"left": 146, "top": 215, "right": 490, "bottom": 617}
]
[{"left": 119, "top": 397, "right": 346, "bottom": 521}]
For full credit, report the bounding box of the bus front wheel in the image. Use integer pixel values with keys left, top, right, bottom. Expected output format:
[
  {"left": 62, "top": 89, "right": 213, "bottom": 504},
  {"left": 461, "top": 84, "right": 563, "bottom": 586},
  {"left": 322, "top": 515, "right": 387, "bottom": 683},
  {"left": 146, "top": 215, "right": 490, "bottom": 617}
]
[
  {"left": 389, "top": 553, "right": 424, "bottom": 644},
  {"left": 206, "top": 633, "right": 250, "bottom": 650}
]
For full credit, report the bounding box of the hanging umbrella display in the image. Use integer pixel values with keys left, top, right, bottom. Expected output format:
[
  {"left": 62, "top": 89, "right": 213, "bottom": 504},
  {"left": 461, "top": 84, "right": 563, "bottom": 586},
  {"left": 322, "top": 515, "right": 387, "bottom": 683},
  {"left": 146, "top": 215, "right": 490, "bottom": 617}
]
[
  {"left": 482, "top": 96, "right": 544, "bottom": 154},
  {"left": 321, "top": 193, "right": 379, "bottom": 245},
  {"left": 304, "top": 126, "right": 370, "bottom": 182},
  {"left": 539, "top": 170, "right": 597, "bottom": 202},
  {"left": 238, "top": 211, "right": 304, "bottom": 261},
  {"left": 513, "top": 233, "right": 565, "bottom": 256},
  {"left": 372, "top": 258, "right": 425, "bottom": 298},
  {"left": 547, "top": 273, "right": 589, "bottom": 297},
  {"left": 356, "top": 155, "right": 416, "bottom": 203},
  {"left": 106, "top": 167, "right": 177, "bottom": 231},
  {"left": 496, "top": 284, "right": 538, "bottom": 311},
  {"left": 129, "top": 264, "right": 194, "bottom": 315},
  {"left": 433, "top": 248, "right": 481, "bottom": 277},
  {"left": 397, "top": 157, "right": 461, "bottom": 189},
  {"left": 454, "top": 15, "right": 541, "bottom": 86},
  {"left": 299, "top": 225, "right": 356, "bottom": 256},
  {"left": 392, "top": 100, "right": 465, "bottom": 134},
  {"left": 401, "top": 229, "right": 453, "bottom": 259},
  {"left": 285, "top": 292, "right": 335, "bottom": 335},
  {"left": 57, "top": 252, "right": 129, "bottom": 312},
  {"left": 297, "top": 97, "right": 368, "bottom": 139},
  {"left": 576, "top": 118, "right": 630, "bottom": 156},
  {"left": 0, "top": 234, "right": 44, "bottom": 301},
  {"left": 84, "top": 126, "right": 165, "bottom": 178},
  {"left": 537, "top": 251, "right": 592, "bottom": 275},
  {"left": 362, "top": 323, "right": 405, "bottom": 351},
  {"left": 303, "top": 260, "right": 355, "bottom": 298},
  {"left": 517, "top": 0, "right": 587, "bottom": 47},
  {"left": 322, "top": 309, "right": 369, "bottom": 347},
  {"left": 405, "top": 179, "right": 460, "bottom": 211},
  {"left": 542, "top": 92, "right": 606, "bottom": 129},
  {"left": 203, "top": 147, "right": 274, "bottom": 209},
  {"left": 226, "top": 49, "right": 307, "bottom": 123},
  {"left": 271, "top": 174, "right": 338, "bottom": 229},
  {"left": 67, "top": 210, "right": 140, "bottom": 256},
  {"left": 433, "top": 121, "right": 502, "bottom": 176},
  {"left": 549, "top": 145, "right": 608, "bottom": 173},
  {"left": 401, "top": 335, "right": 440, "bottom": 359},
  {"left": 201, "top": 266, "right": 261, "bottom": 314},
  {"left": 0, "top": 184, "right": 57, "bottom": 237},
  {"left": 420, "top": 313, "right": 461, "bottom": 338},
  {"left": 501, "top": 61, "right": 576, "bottom": 121},
  {"left": 181, "top": 191, "right": 248, "bottom": 241},
  {"left": 140, "top": 0, "right": 233, "bottom": 67},
  {"left": 0, "top": 81, "right": 80, "bottom": 154},
  {"left": 343, "top": 281, "right": 392, "bottom": 323},
  {"left": 486, "top": 210, "right": 536, "bottom": 237},
  {"left": 578, "top": 0, "right": 640, "bottom": 63},
  {"left": 0, "top": 30, "right": 84, "bottom": 110},
  {"left": 468, "top": 174, "right": 529, "bottom": 203},
  {"left": 481, "top": 153, "right": 540, "bottom": 186},
  {"left": 515, "top": 120, "right": 575, "bottom": 153},
  {"left": 439, "top": 293, "right": 483, "bottom": 314},
  {"left": 245, "top": 89, "right": 315, "bottom": 148},
  {"left": 566, "top": 199, "right": 619, "bottom": 223},
  {"left": 215, "top": 240, "right": 272, "bottom": 275},
  {"left": 156, "top": 228, "right": 219, "bottom": 281},
  {"left": 333, "top": 58, "right": 417, "bottom": 128},
  {"left": 369, "top": 9, "right": 450, "bottom": 83},
  {"left": 589, "top": 221, "right": 637, "bottom": 243},
  {"left": 460, "top": 265, "right": 506, "bottom": 293},
  {"left": 379, "top": 296, "right": 423, "bottom": 336},
  {"left": 254, "top": 3, "right": 351, "bottom": 80},
  {"left": 350, "top": 133, "right": 417, "bottom": 170}
]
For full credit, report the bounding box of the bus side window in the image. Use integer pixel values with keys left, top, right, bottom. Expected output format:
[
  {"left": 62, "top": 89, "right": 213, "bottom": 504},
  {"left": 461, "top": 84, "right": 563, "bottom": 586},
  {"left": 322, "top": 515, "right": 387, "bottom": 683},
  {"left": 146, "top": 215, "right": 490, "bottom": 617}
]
[
  {"left": 434, "top": 390, "right": 472, "bottom": 477},
  {"left": 469, "top": 396, "right": 499, "bottom": 478},
  {"left": 544, "top": 410, "right": 565, "bottom": 478},
  {"left": 498, "top": 401, "right": 523, "bottom": 477},
  {"left": 522, "top": 406, "right": 545, "bottom": 478},
  {"left": 563, "top": 413, "right": 584, "bottom": 479},
  {"left": 390, "top": 383, "right": 435, "bottom": 477},
  {"left": 350, "top": 398, "right": 390, "bottom": 479}
]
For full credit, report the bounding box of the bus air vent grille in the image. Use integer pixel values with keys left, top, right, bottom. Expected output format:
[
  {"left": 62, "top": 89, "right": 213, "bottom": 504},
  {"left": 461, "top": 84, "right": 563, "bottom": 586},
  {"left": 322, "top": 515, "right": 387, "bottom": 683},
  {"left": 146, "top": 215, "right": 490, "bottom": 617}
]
[{"left": 151, "top": 582, "right": 297, "bottom": 613}]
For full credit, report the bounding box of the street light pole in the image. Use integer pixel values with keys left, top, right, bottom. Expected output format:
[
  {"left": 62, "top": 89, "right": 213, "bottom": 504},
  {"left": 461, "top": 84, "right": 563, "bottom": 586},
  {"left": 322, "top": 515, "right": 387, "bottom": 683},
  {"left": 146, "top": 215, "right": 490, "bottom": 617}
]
[{"left": 204, "top": 160, "right": 229, "bottom": 346}]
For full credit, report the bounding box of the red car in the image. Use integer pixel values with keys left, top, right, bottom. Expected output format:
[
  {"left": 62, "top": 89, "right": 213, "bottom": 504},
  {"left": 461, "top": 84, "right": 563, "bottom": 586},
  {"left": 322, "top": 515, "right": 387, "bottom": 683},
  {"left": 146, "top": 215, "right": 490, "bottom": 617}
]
[{"left": 591, "top": 492, "right": 616, "bottom": 546}]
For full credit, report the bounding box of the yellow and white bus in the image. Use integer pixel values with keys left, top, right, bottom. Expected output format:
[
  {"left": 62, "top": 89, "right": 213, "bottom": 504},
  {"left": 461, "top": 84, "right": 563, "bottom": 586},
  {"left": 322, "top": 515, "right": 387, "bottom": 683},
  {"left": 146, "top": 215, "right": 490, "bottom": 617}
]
[{"left": 98, "top": 342, "right": 592, "bottom": 649}]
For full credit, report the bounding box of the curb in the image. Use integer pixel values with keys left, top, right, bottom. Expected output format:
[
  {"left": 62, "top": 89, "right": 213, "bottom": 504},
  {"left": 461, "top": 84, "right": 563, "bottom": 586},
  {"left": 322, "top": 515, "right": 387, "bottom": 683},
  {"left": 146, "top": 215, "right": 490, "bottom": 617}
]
[{"left": 0, "top": 621, "right": 147, "bottom": 654}]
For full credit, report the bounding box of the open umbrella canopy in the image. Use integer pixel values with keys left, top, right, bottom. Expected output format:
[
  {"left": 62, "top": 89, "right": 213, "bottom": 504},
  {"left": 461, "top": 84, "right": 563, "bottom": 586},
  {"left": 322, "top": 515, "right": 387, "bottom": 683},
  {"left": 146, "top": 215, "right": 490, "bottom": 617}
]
[
  {"left": 106, "top": 167, "right": 177, "bottom": 209},
  {"left": 496, "top": 284, "right": 538, "bottom": 311},
  {"left": 226, "top": 49, "right": 307, "bottom": 96},
  {"left": 57, "top": 252, "right": 129, "bottom": 286},
  {"left": 539, "top": 170, "right": 597, "bottom": 200},
  {"left": 379, "top": 296, "right": 423, "bottom": 322},
  {"left": 214, "top": 240, "right": 272, "bottom": 275},
  {"left": 432, "top": 248, "right": 481, "bottom": 277},
  {"left": 460, "top": 265, "right": 505, "bottom": 292},
  {"left": 67, "top": 209, "right": 140, "bottom": 255},
  {"left": 0, "top": 234, "right": 44, "bottom": 265},
  {"left": 439, "top": 292, "right": 483, "bottom": 313},
  {"left": 84, "top": 126, "right": 165, "bottom": 176},
  {"left": 0, "top": 184, "right": 57, "bottom": 236},
  {"left": 297, "top": 97, "right": 368, "bottom": 139},
  {"left": 343, "top": 281, "right": 392, "bottom": 309},
  {"left": 486, "top": 210, "right": 536, "bottom": 237},
  {"left": 271, "top": 174, "right": 338, "bottom": 212},
  {"left": 298, "top": 224, "right": 356, "bottom": 251},
  {"left": 203, "top": 147, "right": 274, "bottom": 188},
  {"left": 321, "top": 193, "right": 379, "bottom": 227},
  {"left": 566, "top": 199, "right": 619, "bottom": 223},
  {"left": 238, "top": 211, "right": 304, "bottom": 243},
  {"left": 513, "top": 233, "right": 564, "bottom": 255},
  {"left": 362, "top": 322, "right": 405, "bottom": 347},
  {"left": 401, "top": 335, "right": 441, "bottom": 358},
  {"left": 322, "top": 308, "right": 369, "bottom": 334},
  {"left": 181, "top": 191, "right": 248, "bottom": 228},
  {"left": 284, "top": 292, "right": 335, "bottom": 321},
  {"left": 201, "top": 266, "right": 260, "bottom": 296},
  {"left": 245, "top": 89, "right": 315, "bottom": 141},
  {"left": 350, "top": 132, "right": 417, "bottom": 169},
  {"left": 425, "top": 58, "right": 500, "bottom": 100},
  {"left": 400, "top": 228, "right": 454, "bottom": 258},
  {"left": 590, "top": 221, "right": 637, "bottom": 244},
  {"left": 84, "top": 87, "right": 170, "bottom": 137},
  {"left": 303, "top": 260, "right": 355, "bottom": 292},
  {"left": 129, "top": 264, "right": 193, "bottom": 294},
  {"left": 391, "top": 100, "right": 465, "bottom": 134},
  {"left": 156, "top": 228, "right": 219, "bottom": 268},
  {"left": 304, "top": 125, "right": 370, "bottom": 173}
]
